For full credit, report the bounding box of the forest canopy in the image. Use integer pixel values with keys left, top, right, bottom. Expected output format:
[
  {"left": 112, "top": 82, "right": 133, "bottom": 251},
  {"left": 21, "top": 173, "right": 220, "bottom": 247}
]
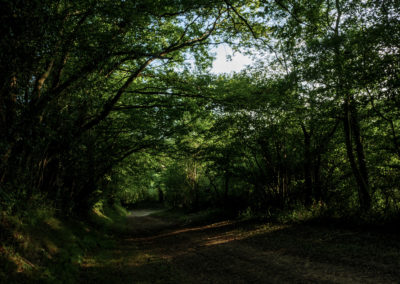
[{"left": 1, "top": 0, "right": 400, "bottom": 220}]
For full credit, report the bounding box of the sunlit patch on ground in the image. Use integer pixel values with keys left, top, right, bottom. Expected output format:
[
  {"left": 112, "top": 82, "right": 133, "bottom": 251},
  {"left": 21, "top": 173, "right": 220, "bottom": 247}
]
[{"left": 79, "top": 210, "right": 400, "bottom": 283}]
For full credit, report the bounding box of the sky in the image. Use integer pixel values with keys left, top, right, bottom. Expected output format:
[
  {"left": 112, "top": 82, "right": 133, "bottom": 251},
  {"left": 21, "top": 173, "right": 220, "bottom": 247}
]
[{"left": 210, "top": 44, "right": 253, "bottom": 74}]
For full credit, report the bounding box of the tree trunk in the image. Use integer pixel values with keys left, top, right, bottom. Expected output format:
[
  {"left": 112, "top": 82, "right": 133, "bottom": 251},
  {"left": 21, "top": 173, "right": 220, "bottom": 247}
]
[
  {"left": 313, "top": 153, "right": 322, "bottom": 201},
  {"left": 224, "top": 173, "right": 230, "bottom": 202},
  {"left": 343, "top": 97, "right": 371, "bottom": 211},
  {"left": 301, "top": 124, "right": 313, "bottom": 207}
]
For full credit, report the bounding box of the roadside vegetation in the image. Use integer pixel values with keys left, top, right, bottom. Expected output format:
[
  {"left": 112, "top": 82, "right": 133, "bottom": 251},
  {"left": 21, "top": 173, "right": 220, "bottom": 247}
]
[{"left": 0, "top": 202, "right": 126, "bottom": 283}]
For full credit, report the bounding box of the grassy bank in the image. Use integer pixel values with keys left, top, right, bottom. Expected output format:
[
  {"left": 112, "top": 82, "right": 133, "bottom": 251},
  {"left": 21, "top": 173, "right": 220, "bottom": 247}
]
[{"left": 0, "top": 202, "right": 128, "bottom": 283}]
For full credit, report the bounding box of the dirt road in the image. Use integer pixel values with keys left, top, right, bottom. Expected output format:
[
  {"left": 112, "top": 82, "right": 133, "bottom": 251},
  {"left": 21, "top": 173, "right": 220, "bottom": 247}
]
[
  {"left": 129, "top": 209, "right": 166, "bottom": 217},
  {"left": 80, "top": 211, "right": 400, "bottom": 283}
]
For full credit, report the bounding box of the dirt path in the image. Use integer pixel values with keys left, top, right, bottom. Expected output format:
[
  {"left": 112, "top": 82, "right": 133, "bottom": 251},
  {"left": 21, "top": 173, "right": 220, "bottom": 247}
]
[
  {"left": 129, "top": 209, "right": 166, "bottom": 217},
  {"left": 80, "top": 211, "right": 400, "bottom": 283}
]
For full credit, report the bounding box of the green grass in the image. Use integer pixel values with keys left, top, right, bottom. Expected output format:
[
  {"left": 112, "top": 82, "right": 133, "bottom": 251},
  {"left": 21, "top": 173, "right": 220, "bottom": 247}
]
[{"left": 0, "top": 202, "right": 128, "bottom": 283}]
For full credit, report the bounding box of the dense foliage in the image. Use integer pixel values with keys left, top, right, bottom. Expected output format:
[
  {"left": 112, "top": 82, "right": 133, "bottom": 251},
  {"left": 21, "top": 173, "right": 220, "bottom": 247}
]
[{"left": 1, "top": 0, "right": 400, "bottom": 222}]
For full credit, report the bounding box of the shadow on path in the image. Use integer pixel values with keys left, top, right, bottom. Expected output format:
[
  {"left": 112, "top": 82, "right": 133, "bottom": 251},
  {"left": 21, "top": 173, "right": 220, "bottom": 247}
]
[{"left": 80, "top": 211, "right": 400, "bottom": 283}]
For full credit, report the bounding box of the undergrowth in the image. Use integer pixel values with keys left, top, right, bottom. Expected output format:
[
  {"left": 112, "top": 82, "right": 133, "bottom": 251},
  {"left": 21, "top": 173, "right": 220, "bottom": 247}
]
[{"left": 0, "top": 201, "right": 127, "bottom": 283}]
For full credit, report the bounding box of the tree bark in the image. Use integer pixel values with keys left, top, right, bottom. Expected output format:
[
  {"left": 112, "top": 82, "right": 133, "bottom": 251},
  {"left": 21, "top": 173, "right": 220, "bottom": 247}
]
[
  {"left": 301, "top": 123, "right": 313, "bottom": 207},
  {"left": 343, "top": 97, "right": 371, "bottom": 211}
]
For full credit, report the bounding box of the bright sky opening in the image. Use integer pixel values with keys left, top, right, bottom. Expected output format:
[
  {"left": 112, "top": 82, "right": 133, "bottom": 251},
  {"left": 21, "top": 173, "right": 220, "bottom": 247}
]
[{"left": 211, "top": 44, "right": 253, "bottom": 74}]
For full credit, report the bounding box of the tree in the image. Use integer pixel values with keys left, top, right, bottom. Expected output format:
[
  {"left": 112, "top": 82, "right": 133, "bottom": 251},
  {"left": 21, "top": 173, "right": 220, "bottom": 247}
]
[{"left": 0, "top": 0, "right": 261, "bottom": 214}]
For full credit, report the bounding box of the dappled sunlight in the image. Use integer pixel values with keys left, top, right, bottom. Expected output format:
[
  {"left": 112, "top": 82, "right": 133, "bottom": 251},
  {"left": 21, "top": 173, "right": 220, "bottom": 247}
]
[
  {"left": 44, "top": 217, "right": 63, "bottom": 230},
  {"left": 127, "top": 220, "right": 236, "bottom": 242},
  {"left": 201, "top": 224, "right": 286, "bottom": 247},
  {"left": 202, "top": 235, "right": 237, "bottom": 246},
  {"left": 76, "top": 206, "right": 400, "bottom": 283},
  {"left": 0, "top": 244, "right": 36, "bottom": 274},
  {"left": 80, "top": 215, "right": 399, "bottom": 284},
  {"left": 121, "top": 219, "right": 293, "bottom": 262},
  {"left": 128, "top": 209, "right": 166, "bottom": 218}
]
